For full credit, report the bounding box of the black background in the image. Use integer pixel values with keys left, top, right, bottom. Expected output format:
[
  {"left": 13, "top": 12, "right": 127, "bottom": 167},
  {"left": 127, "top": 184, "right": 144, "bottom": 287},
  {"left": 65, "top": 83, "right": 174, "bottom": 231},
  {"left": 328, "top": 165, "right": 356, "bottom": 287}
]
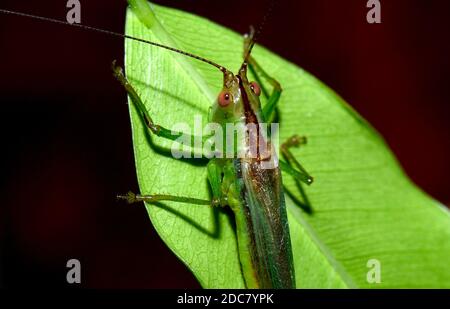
[{"left": 1, "top": 0, "right": 449, "bottom": 288}]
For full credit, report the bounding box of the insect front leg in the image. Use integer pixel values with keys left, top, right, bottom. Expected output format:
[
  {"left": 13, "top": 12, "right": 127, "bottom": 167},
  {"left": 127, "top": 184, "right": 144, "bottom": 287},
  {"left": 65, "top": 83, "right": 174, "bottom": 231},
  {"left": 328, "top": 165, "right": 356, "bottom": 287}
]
[
  {"left": 279, "top": 135, "right": 314, "bottom": 185},
  {"left": 244, "top": 30, "right": 282, "bottom": 122},
  {"left": 112, "top": 61, "right": 212, "bottom": 158}
]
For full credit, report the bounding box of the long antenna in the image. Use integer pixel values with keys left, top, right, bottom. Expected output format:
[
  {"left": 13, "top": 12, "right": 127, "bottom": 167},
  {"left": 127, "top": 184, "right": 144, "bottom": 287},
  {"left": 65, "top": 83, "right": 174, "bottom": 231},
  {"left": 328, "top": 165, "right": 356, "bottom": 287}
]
[
  {"left": 0, "top": 8, "right": 228, "bottom": 73},
  {"left": 242, "top": 0, "right": 275, "bottom": 65}
]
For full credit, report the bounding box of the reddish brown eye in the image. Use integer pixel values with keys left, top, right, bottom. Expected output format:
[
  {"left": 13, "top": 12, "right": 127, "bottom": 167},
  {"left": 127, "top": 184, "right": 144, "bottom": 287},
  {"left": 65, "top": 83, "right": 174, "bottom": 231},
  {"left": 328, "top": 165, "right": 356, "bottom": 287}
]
[
  {"left": 250, "top": 81, "right": 261, "bottom": 96},
  {"left": 218, "top": 91, "right": 232, "bottom": 107}
]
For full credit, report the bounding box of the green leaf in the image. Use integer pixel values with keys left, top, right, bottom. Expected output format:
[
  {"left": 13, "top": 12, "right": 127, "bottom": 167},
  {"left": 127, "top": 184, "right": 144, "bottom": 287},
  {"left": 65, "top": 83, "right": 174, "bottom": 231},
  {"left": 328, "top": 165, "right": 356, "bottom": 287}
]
[{"left": 124, "top": 1, "right": 450, "bottom": 288}]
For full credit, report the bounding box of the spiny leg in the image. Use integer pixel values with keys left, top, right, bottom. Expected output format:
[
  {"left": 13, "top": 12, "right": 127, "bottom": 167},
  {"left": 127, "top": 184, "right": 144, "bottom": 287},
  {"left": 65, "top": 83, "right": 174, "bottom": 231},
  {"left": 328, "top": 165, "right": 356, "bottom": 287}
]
[
  {"left": 243, "top": 29, "right": 282, "bottom": 121},
  {"left": 117, "top": 190, "right": 224, "bottom": 237},
  {"left": 112, "top": 61, "right": 212, "bottom": 157},
  {"left": 280, "top": 135, "right": 313, "bottom": 185},
  {"left": 117, "top": 191, "right": 221, "bottom": 207},
  {"left": 117, "top": 162, "right": 225, "bottom": 208},
  {"left": 117, "top": 161, "right": 227, "bottom": 208}
]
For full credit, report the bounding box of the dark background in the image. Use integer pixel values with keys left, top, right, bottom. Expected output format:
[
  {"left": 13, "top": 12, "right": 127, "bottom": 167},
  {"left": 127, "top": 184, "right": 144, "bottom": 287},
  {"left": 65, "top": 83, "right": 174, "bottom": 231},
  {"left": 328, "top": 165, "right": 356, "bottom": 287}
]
[{"left": 0, "top": 0, "right": 449, "bottom": 288}]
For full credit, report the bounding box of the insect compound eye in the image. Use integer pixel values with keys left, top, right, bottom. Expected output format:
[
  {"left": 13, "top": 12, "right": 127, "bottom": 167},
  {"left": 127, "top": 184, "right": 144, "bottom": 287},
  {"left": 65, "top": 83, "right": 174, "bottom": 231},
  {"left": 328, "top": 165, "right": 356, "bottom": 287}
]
[
  {"left": 250, "top": 81, "right": 261, "bottom": 96},
  {"left": 218, "top": 91, "right": 232, "bottom": 107}
]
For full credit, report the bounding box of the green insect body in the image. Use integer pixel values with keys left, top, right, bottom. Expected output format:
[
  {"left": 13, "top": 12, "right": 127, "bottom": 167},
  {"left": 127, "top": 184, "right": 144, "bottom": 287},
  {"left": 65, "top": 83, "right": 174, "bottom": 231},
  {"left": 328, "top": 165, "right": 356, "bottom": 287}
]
[
  {"left": 208, "top": 65, "right": 295, "bottom": 288},
  {"left": 113, "top": 0, "right": 314, "bottom": 289},
  {"left": 115, "top": 0, "right": 316, "bottom": 289}
]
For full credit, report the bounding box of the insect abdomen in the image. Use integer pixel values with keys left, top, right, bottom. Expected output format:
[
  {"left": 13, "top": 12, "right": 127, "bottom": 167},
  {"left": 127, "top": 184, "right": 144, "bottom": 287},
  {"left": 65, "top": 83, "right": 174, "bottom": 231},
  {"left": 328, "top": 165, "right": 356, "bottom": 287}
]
[{"left": 231, "top": 159, "right": 295, "bottom": 289}]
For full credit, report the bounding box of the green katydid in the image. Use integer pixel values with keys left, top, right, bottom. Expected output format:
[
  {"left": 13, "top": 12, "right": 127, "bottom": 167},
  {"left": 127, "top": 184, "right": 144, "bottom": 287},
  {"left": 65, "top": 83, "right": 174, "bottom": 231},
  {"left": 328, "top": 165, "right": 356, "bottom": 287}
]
[
  {"left": 0, "top": 0, "right": 313, "bottom": 289},
  {"left": 114, "top": 0, "right": 314, "bottom": 289}
]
